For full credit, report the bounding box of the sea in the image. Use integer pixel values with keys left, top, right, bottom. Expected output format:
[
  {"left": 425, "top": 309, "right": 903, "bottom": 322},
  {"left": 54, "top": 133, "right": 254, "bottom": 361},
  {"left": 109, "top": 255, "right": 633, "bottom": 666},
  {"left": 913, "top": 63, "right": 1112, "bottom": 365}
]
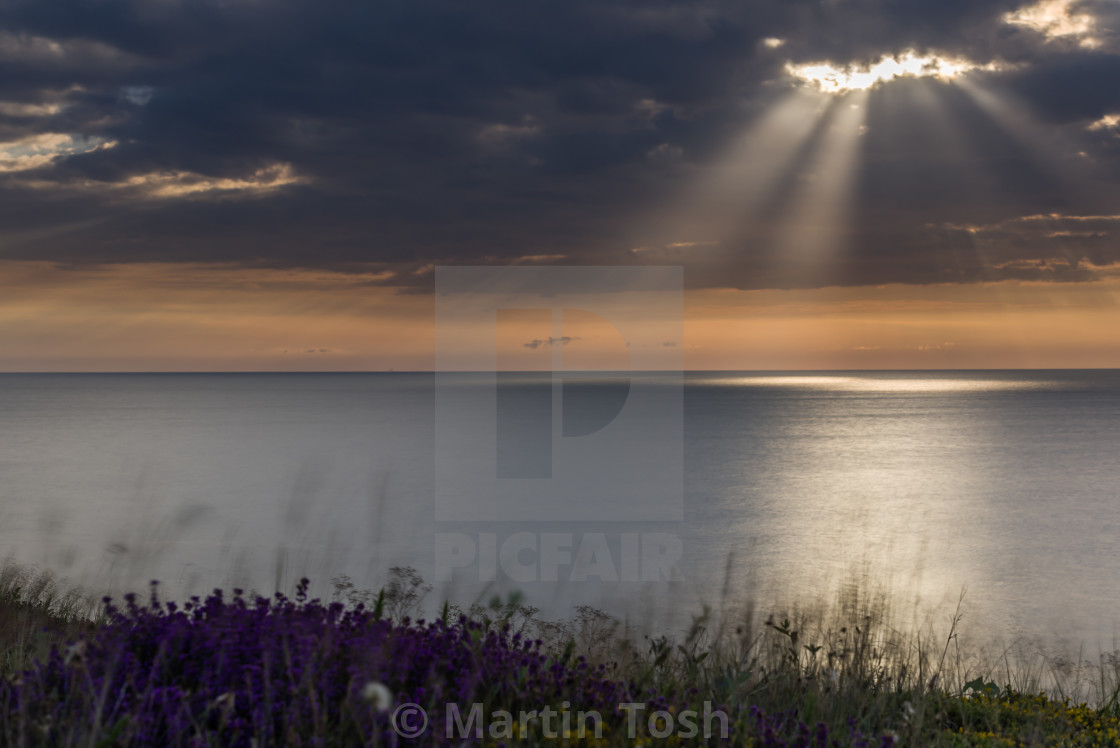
[{"left": 1, "top": 370, "right": 1119, "bottom": 649}]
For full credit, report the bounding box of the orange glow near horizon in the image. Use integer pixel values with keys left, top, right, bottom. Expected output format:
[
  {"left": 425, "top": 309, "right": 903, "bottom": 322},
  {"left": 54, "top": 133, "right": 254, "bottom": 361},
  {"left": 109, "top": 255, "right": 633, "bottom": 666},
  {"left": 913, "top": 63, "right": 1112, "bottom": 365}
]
[{"left": 3, "top": 260, "right": 1120, "bottom": 371}]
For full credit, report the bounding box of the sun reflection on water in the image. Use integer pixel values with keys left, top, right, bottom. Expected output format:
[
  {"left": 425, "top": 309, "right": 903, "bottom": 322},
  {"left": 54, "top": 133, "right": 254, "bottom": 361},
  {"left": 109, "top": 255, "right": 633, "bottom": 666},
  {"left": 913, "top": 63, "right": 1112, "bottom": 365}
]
[{"left": 701, "top": 375, "right": 1055, "bottom": 393}]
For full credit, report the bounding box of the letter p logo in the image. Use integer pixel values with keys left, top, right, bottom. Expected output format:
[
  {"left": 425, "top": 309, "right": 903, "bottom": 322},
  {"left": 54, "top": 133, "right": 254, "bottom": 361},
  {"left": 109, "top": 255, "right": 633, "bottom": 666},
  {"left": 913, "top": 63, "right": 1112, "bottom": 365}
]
[{"left": 435, "top": 267, "right": 683, "bottom": 522}]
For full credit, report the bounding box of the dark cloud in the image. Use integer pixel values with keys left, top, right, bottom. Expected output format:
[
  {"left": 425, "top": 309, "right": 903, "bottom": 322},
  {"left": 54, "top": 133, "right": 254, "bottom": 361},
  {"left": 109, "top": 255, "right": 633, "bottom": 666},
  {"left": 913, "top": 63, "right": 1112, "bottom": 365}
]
[
  {"left": 997, "top": 52, "right": 1120, "bottom": 124},
  {"left": 1, "top": 0, "right": 1119, "bottom": 288}
]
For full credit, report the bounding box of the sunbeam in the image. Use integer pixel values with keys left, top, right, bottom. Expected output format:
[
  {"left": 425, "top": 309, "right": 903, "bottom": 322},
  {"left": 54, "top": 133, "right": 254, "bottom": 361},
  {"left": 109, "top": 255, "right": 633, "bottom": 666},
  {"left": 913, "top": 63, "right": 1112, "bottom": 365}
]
[
  {"left": 765, "top": 90, "right": 869, "bottom": 283},
  {"left": 953, "top": 76, "right": 1094, "bottom": 203},
  {"left": 639, "top": 48, "right": 1054, "bottom": 291},
  {"left": 637, "top": 86, "right": 869, "bottom": 289},
  {"left": 641, "top": 88, "right": 832, "bottom": 251}
]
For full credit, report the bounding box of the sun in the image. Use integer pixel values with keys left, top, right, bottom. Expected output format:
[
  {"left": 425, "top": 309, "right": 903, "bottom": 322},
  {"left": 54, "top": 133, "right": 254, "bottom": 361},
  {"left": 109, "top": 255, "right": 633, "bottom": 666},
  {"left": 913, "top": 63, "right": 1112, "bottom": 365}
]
[{"left": 786, "top": 50, "right": 1009, "bottom": 94}]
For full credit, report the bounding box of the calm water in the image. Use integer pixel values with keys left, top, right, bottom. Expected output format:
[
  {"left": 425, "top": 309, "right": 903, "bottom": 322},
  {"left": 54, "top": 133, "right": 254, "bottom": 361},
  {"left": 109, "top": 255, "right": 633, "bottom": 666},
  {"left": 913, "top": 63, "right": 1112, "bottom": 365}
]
[{"left": 1, "top": 371, "right": 1119, "bottom": 643}]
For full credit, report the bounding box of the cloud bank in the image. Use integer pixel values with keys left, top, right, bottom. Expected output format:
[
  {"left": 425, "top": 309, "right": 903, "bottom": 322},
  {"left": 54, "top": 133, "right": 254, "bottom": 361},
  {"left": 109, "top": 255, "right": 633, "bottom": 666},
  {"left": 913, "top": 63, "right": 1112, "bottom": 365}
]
[{"left": 1, "top": 0, "right": 1119, "bottom": 289}]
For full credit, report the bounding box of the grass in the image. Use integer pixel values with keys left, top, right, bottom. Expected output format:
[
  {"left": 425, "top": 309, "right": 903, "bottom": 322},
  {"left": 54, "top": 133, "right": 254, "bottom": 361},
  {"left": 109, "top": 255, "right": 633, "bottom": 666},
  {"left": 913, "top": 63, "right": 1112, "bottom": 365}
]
[
  {"left": 2, "top": 559, "right": 1120, "bottom": 746},
  {"left": 0, "top": 560, "right": 98, "bottom": 678}
]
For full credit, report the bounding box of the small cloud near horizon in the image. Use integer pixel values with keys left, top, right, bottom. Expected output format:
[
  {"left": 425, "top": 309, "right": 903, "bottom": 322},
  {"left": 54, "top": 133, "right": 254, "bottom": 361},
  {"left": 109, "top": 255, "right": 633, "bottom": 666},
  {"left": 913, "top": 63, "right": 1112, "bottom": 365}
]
[{"left": 523, "top": 336, "right": 580, "bottom": 350}]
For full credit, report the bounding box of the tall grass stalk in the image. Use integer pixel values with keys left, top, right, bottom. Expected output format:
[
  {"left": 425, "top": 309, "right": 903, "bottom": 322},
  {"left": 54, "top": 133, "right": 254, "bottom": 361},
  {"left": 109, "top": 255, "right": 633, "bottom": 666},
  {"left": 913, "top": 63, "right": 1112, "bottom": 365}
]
[{"left": 0, "top": 559, "right": 97, "bottom": 677}]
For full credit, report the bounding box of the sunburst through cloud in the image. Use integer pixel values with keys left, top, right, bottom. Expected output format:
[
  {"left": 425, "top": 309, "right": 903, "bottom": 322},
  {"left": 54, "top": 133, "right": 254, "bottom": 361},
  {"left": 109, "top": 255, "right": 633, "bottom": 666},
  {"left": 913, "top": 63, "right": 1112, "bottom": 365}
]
[{"left": 786, "top": 50, "right": 1012, "bottom": 94}]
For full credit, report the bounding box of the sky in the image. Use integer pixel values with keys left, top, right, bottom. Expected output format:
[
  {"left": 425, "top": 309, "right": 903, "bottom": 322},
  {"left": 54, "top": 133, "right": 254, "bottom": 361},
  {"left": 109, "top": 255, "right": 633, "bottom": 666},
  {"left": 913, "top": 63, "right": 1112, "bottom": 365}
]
[{"left": 2, "top": 0, "right": 1120, "bottom": 370}]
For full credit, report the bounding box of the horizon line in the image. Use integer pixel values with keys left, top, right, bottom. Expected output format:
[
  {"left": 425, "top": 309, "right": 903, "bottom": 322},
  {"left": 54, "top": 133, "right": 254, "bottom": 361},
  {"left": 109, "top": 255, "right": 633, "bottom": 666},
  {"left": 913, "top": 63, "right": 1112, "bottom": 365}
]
[{"left": 2, "top": 367, "right": 1119, "bottom": 375}]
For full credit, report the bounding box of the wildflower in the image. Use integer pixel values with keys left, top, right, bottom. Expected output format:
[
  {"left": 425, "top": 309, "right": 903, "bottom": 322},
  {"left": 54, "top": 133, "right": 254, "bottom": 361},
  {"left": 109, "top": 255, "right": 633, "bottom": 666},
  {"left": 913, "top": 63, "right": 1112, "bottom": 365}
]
[
  {"left": 361, "top": 681, "right": 393, "bottom": 711},
  {"left": 64, "top": 640, "right": 86, "bottom": 665}
]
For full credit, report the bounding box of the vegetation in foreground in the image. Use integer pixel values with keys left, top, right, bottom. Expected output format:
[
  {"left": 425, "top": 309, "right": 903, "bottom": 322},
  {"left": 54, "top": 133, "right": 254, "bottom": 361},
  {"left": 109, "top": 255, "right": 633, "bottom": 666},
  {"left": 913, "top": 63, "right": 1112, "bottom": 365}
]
[{"left": 2, "top": 560, "right": 1120, "bottom": 746}]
